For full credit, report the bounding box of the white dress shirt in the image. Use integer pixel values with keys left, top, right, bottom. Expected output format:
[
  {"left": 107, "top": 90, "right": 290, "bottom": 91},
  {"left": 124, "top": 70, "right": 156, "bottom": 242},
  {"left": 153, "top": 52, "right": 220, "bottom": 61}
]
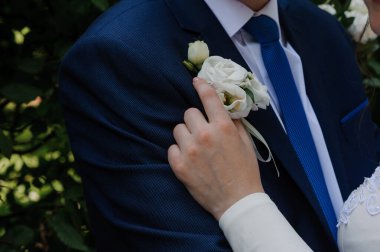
[{"left": 203, "top": 0, "right": 344, "bottom": 216}]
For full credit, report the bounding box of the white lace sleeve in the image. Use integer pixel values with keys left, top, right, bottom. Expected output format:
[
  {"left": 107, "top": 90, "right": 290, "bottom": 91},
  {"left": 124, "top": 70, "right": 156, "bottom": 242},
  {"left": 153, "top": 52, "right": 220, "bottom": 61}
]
[
  {"left": 338, "top": 166, "right": 380, "bottom": 252},
  {"left": 219, "top": 193, "right": 312, "bottom": 252}
]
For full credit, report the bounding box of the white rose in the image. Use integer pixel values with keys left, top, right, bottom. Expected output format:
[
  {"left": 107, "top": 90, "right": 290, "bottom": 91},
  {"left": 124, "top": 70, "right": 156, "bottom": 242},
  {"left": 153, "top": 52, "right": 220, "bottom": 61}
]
[
  {"left": 188, "top": 41, "right": 210, "bottom": 69},
  {"left": 198, "top": 56, "right": 254, "bottom": 119},
  {"left": 243, "top": 73, "right": 270, "bottom": 111},
  {"left": 212, "top": 81, "right": 254, "bottom": 119},
  {"left": 318, "top": 4, "right": 337, "bottom": 16},
  {"left": 345, "top": 0, "right": 378, "bottom": 43},
  {"left": 198, "top": 56, "right": 248, "bottom": 85}
]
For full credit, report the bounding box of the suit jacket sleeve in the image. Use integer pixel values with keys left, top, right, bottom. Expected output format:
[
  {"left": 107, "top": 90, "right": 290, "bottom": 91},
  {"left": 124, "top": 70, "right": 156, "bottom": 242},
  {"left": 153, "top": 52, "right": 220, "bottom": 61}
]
[{"left": 59, "top": 35, "right": 231, "bottom": 251}]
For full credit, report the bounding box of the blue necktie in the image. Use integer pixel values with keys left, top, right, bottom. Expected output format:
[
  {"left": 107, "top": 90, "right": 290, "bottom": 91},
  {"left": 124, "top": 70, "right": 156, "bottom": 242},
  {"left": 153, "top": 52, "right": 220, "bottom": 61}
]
[{"left": 244, "top": 15, "right": 337, "bottom": 240}]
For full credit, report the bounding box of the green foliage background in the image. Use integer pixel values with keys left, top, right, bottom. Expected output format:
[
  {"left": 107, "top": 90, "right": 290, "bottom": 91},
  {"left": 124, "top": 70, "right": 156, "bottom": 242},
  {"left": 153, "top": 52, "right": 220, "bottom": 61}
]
[
  {"left": 0, "top": 0, "right": 379, "bottom": 251},
  {"left": 0, "top": 0, "right": 116, "bottom": 251}
]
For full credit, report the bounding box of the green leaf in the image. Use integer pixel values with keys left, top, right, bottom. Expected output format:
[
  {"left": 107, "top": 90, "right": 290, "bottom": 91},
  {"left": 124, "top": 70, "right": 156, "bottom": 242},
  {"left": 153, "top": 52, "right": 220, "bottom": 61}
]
[
  {"left": 17, "top": 58, "right": 44, "bottom": 74},
  {"left": 91, "top": 0, "right": 109, "bottom": 11},
  {"left": 0, "top": 130, "right": 12, "bottom": 158},
  {"left": 64, "top": 183, "right": 83, "bottom": 200},
  {"left": 0, "top": 83, "right": 42, "bottom": 103},
  {"left": 5, "top": 225, "right": 34, "bottom": 246},
  {"left": 182, "top": 60, "right": 198, "bottom": 75},
  {"left": 68, "top": 1, "right": 92, "bottom": 14},
  {"left": 340, "top": 16, "right": 355, "bottom": 28},
  {"left": 364, "top": 78, "right": 380, "bottom": 88},
  {"left": 30, "top": 120, "right": 48, "bottom": 136},
  {"left": 0, "top": 245, "right": 19, "bottom": 252},
  {"left": 368, "top": 60, "right": 380, "bottom": 75},
  {"left": 49, "top": 213, "right": 89, "bottom": 251},
  {"left": 243, "top": 88, "right": 256, "bottom": 103}
]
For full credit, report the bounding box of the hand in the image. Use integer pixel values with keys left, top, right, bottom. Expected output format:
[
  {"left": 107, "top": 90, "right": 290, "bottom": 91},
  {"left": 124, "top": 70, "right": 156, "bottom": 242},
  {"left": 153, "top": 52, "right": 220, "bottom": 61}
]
[{"left": 168, "top": 77, "right": 264, "bottom": 220}]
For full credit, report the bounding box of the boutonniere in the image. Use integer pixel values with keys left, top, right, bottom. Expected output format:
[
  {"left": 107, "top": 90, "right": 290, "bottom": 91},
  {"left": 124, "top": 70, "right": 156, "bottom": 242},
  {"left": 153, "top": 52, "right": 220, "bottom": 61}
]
[{"left": 183, "top": 40, "right": 279, "bottom": 176}]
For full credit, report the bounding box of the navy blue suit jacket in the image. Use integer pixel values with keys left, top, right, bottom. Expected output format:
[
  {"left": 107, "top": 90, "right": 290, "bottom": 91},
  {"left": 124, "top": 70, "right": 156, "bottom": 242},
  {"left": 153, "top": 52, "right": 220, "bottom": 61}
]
[{"left": 59, "top": 0, "right": 380, "bottom": 251}]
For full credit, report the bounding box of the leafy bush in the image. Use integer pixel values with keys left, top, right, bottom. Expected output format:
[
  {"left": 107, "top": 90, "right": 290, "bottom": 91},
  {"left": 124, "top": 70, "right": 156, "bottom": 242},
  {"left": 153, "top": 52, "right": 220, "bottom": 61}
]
[
  {"left": 0, "top": 0, "right": 379, "bottom": 251},
  {"left": 0, "top": 0, "right": 115, "bottom": 251},
  {"left": 316, "top": 0, "right": 380, "bottom": 124}
]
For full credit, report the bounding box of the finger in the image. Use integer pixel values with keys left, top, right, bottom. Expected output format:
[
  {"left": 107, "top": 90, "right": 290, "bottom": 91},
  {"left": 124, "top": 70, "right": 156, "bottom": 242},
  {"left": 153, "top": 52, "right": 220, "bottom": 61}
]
[
  {"left": 168, "top": 144, "right": 183, "bottom": 175},
  {"left": 168, "top": 144, "right": 191, "bottom": 183},
  {"left": 233, "top": 120, "right": 254, "bottom": 149},
  {"left": 184, "top": 108, "right": 208, "bottom": 134},
  {"left": 173, "top": 123, "right": 192, "bottom": 151},
  {"left": 193, "top": 77, "right": 230, "bottom": 122}
]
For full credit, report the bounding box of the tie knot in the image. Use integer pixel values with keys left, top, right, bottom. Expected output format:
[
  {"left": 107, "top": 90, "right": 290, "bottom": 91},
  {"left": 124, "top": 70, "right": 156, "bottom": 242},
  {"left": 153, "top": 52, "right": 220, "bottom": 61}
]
[{"left": 243, "top": 15, "right": 279, "bottom": 44}]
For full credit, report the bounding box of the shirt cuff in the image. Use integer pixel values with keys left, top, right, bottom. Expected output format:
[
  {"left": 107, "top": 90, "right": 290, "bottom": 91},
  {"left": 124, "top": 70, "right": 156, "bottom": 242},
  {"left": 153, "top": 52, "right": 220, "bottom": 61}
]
[
  {"left": 219, "top": 193, "right": 272, "bottom": 228},
  {"left": 219, "top": 193, "right": 312, "bottom": 252}
]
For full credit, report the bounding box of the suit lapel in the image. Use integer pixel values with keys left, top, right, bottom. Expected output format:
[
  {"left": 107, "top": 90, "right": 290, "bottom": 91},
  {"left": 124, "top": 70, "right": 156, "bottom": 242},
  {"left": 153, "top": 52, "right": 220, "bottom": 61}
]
[{"left": 166, "top": 0, "right": 335, "bottom": 239}]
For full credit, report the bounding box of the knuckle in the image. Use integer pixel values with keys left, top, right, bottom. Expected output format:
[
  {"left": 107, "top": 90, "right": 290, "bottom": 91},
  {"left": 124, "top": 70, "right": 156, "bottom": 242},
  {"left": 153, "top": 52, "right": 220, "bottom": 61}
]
[
  {"left": 172, "top": 158, "right": 192, "bottom": 181},
  {"left": 197, "top": 130, "right": 211, "bottom": 145},
  {"left": 172, "top": 160, "right": 185, "bottom": 174},
  {"left": 216, "top": 120, "right": 234, "bottom": 133},
  {"left": 186, "top": 145, "right": 198, "bottom": 158},
  {"left": 168, "top": 153, "right": 185, "bottom": 173},
  {"left": 172, "top": 162, "right": 187, "bottom": 179}
]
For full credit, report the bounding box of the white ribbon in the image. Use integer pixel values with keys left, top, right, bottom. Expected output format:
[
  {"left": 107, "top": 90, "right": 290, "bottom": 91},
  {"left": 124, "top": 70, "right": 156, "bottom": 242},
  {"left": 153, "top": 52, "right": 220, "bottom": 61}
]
[{"left": 242, "top": 118, "right": 280, "bottom": 177}]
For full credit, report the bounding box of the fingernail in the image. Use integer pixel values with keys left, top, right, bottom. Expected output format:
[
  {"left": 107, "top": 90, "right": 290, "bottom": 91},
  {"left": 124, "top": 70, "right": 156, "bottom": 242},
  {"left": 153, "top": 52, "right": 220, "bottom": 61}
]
[{"left": 193, "top": 77, "right": 199, "bottom": 83}]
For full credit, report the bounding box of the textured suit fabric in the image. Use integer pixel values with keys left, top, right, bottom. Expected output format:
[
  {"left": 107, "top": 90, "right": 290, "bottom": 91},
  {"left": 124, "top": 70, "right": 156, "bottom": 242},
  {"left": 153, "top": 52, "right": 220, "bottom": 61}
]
[{"left": 59, "top": 0, "right": 380, "bottom": 251}]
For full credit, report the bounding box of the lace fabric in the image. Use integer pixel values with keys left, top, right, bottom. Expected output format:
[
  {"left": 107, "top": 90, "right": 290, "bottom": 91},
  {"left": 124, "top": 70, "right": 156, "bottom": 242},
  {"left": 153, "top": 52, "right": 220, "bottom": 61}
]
[{"left": 338, "top": 166, "right": 380, "bottom": 226}]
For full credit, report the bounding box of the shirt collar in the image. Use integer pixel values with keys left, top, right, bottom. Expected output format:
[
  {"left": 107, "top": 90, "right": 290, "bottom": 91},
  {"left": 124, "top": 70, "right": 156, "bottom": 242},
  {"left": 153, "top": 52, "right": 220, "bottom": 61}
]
[{"left": 203, "top": 0, "right": 281, "bottom": 38}]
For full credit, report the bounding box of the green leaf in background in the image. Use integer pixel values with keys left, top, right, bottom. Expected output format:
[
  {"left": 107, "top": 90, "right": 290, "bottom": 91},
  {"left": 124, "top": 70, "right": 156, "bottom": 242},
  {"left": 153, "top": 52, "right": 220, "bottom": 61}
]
[
  {"left": 17, "top": 58, "right": 44, "bottom": 75},
  {"left": 0, "top": 83, "right": 42, "bottom": 103},
  {"left": 0, "top": 0, "right": 115, "bottom": 251},
  {"left": 0, "top": 130, "right": 12, "bottom": 158},
  {"left": 0, "top": 246, "right": 19, "bottom": 252},
  {"left": 340, "top": 16, "right": 355, "bottom": 28},
  {"left": 30, "top": 120, "right": 48, "bottom": 136},
  {"left": 91, "top": 0, "right": 109, "bottom": 11},
  {"left": 49, "top": 213, "right": 89, "bottom": 252},
  {"left": 364, "top": 78, "right": 380, "bottom": 88},
  {"left": 4, "top": 225, "right": 35, "bottom": 247},
  {"left": 369, "top": 59, "right": 380, "bottom": 75},
  {"left": 64, "top": 183, "right": 83, "bottom": 201},
  {"left": 312, "top": 0, "right": 325, "bottom": 5}
]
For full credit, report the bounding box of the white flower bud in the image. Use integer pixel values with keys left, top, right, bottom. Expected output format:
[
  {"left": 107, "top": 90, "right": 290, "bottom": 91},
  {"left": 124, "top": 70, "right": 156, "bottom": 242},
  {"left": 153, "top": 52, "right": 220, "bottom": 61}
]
[{"left": 188, "top": 41, "right": 210, "bottom": 69}]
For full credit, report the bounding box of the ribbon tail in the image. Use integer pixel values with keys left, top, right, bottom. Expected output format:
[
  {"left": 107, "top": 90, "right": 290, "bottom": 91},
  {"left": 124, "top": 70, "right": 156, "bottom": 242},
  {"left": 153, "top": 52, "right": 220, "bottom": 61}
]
[{"left": 241, "top": 118, "right": 280, "bottom": 177}]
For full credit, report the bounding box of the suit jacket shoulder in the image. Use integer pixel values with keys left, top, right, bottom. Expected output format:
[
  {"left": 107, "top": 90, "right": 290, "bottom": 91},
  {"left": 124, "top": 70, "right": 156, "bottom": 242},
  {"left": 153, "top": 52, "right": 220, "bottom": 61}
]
[{"left": 77, "top": 0, "right": 176, "bottom": 43}]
